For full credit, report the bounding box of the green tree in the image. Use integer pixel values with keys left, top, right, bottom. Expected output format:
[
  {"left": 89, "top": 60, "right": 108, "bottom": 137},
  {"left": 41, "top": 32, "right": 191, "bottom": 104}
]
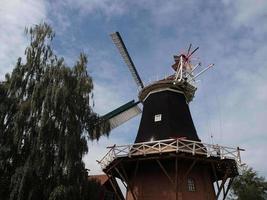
[
  {"left": 228, "top": 166, "right": 267, "bottom": 200},
  {"left": 0, "top": 23, "right": 109, "bottom": 200}
]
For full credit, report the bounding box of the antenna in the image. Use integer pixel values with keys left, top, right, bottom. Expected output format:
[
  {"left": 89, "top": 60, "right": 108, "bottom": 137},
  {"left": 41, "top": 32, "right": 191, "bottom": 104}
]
[{"left": 110, "top": 32, "right": 144, "bottom": 89}]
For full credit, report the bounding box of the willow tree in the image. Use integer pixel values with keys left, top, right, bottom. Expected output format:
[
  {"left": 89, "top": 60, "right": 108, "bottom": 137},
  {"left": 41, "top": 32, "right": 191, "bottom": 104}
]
[{"left": 0, "top": 23, "right": 109, "bottom": 200}]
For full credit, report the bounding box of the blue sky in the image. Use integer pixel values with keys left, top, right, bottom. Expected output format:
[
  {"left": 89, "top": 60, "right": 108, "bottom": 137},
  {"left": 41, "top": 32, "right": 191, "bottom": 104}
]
[{"left": 1, "top": 0, "right": 267, "bottom": 177}]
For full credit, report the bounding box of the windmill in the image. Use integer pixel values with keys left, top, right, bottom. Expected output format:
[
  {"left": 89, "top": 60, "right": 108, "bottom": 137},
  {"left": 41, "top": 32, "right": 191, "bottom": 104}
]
[
  {"left": 96, "top": 32, "right": 243, "bottom": 200},
  {"left": 100, "top": 32, "right": 212, "bottom": 135}
]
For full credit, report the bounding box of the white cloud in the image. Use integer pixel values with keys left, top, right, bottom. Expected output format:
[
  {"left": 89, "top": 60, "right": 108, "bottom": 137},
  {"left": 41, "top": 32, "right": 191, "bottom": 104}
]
[
  {"left": 244, "top": 141, "right": 267, "bottom": 175},
  {"left": 0, "top": 0, "right": 47, "bottom": 80},
  {"left": 92, "top": 82, "right": 126, "bottom": 114},
  {"left": 192, "top": 44, "right": 267, "bottom": 176},
  {"left": 88, "top": 48, "right": 141, "bottom": 114},
  {"left": 228, "top": 0, "right": 267, "bottom": 24},
  {"left": 223, "top": 0, "right": 267, "bottom": 35},
  {"left": 52, "top": 0, "right": 127, "bottom": 18}
]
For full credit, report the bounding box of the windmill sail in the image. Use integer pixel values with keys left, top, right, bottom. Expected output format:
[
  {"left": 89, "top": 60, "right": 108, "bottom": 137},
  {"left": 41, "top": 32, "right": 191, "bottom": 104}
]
[
  {"left": 110, "top": 32, "right": 144, "bottom": 89},
  {"left": 101, "top": 100, "right": 141, "bottom": 130}
]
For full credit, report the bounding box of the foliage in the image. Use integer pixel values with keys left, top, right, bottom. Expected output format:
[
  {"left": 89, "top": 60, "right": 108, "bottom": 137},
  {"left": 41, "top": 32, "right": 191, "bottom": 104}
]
[
  {"left": 0, "top": 23, "right": 109, "bottom": 200},
  {"left": 228, "top": 165, "right": 267, "bottom": 200}
]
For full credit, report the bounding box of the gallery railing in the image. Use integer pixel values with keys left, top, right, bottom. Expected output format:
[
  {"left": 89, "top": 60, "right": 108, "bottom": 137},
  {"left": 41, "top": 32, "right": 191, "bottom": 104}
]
[{"left": 98, "top": 138, "right": 244, "bottom": 170}]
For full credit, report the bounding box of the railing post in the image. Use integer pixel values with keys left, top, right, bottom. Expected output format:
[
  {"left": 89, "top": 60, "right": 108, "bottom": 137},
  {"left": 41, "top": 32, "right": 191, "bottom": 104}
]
[
  {"left": 192, "top": 142, "right": 196, "bottom": 155},
  {"left": 206, "top": 144, "right": 210, "bottom": 157},
  {"left": 220, "top": 146, "right": 223, "bottom": 159},
  {"left": 128, "top": 145, "right": 131, "bottom": 158},
  {"left": 143, "top": 144, "right": 146, "bottom": 156},
  {"left": 112, "top": 146, "right": 116, "bottom": 159},
  {"left": 176, "top": 139, "right": 179, "bottom": 153}
]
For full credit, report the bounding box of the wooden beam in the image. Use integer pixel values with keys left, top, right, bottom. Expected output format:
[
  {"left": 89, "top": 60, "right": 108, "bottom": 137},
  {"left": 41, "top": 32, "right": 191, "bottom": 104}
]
[
  {"left": 120, "top": 164, "right": 137, "bottom": 200},
  {"left": 175, "top": 157, "right": 178, "bottom": 200},
  {"left": 120, "top": 152, "right": 236, "bottom": 166},
  {"left": 133, "top": 160, "right": 139, "bottom": 182},
  {"left": 211, "top": 163, "right": 220, "bottom": 191},
  {"left": 107, "top": 174, "right": 123, "bottom": 200},
  {"left": 156, "top": 159, "right": 175, "bottom": 187},
  {"left": 216, "top": 174, "right": 228, "bottom": 199},
  {"left": 105, "top": 159, "right": 122, "bottom": 173},
  {"left": 223, "top": 178, "right": 234, "bottom": 200},
  {"left": 114, "top": 166, "right": 127, "bottom": 189},
  {"left": 223, "top": 182, "right": 226, "bottom": 196},
  {"left": 183, "top": 159, "right": 197, "bottom": 179}
]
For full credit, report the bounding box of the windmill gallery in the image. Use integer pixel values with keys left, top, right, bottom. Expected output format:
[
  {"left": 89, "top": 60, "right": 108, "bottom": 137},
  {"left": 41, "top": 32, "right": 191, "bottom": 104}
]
[{"left": 91, "top": 32, "right": 244, "bottom": 200}]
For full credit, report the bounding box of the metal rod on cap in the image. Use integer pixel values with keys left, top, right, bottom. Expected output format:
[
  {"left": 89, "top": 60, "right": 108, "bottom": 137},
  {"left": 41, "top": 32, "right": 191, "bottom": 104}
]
[{"left": 188, "top": 63, "right": 214, "bottom": 82}]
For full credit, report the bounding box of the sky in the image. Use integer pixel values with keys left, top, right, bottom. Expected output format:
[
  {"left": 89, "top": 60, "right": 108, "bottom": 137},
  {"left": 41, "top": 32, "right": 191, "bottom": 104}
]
[{"left": 1, "top": 0, "right": 267, "bottom": 178}]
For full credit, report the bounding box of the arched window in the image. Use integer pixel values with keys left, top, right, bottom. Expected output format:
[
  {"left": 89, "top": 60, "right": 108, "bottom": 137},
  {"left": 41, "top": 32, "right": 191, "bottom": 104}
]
[{"left": 187, "top": 177, "right": 196, "bottom": 192}]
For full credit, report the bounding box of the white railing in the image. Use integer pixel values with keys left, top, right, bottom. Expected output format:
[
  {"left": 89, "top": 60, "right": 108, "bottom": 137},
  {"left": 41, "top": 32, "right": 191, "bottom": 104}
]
[{"left": 98, "top": 138, "right": 244, "bottom": 170}]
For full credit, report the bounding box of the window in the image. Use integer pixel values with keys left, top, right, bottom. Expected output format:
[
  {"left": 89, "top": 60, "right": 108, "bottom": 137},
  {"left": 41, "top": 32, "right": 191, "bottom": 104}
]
[
  {"left": 154, "top": 114, "right": 162, "bottom": 122},
  {"left": 187, "top": 177, "right": 196, "bottom": 192}
]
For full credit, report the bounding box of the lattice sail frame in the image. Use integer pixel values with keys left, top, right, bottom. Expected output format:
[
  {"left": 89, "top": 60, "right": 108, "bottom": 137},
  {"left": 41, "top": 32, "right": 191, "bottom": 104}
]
[{"left": 110, "top": 32, "right": 144, "bottom": 89}]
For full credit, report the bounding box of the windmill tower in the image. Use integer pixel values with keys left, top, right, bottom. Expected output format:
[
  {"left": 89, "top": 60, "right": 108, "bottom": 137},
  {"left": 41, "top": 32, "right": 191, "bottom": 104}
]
[{"left": 97, "top": 32, "right": 243, "bottom": 200}]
